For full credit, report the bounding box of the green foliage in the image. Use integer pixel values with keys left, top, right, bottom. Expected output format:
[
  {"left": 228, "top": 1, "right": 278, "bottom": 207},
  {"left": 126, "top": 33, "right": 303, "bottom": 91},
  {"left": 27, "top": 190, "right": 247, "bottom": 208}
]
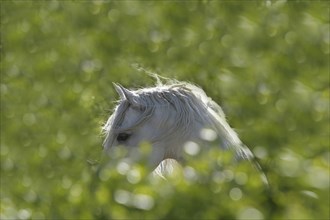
[{"left": 1, "top": 1, "right": 329, "bottom": 219}]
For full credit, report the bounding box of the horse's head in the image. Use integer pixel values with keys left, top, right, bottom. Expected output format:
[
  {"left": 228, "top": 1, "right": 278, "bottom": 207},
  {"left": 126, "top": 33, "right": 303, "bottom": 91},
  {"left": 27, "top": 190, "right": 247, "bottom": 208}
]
[{"left": 103, "top": 83, "right": 197, "bottom": 168}]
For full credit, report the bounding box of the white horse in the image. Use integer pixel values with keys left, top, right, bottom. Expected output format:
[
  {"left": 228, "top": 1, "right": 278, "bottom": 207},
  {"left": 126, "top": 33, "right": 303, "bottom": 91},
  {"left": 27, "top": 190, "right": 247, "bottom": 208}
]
[{"left": 103, "top": 77, "right": 265, "bottom": 180}]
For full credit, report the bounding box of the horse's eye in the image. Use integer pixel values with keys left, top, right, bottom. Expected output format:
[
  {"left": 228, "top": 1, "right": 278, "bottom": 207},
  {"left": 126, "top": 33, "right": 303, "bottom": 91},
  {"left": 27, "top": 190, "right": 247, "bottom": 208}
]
[{"left": 117, "top": 133, "right": 131, "bottom": 142}]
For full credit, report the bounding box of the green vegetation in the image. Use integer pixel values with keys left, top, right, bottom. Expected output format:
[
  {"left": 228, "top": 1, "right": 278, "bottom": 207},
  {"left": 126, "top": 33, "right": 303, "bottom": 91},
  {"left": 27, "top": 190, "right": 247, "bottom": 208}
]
[{"left": 1, "top": 1, "right": 329, "bottom": 219}]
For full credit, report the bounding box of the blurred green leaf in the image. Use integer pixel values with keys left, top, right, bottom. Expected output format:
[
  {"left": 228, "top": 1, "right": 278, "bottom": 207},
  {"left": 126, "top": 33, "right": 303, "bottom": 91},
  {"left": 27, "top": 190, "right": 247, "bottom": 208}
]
[{"left": 1, "top": 1, "right": 329, "bottom": 219}]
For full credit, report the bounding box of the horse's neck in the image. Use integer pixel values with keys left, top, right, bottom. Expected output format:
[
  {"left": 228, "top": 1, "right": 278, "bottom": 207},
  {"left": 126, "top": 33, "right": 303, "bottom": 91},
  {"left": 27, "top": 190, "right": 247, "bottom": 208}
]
[
  {"left": 165, "top": 120, "right": 206, "bottom": 160},
  {"left": 154, "top": 121, "right": 208, "bottom": 176}
]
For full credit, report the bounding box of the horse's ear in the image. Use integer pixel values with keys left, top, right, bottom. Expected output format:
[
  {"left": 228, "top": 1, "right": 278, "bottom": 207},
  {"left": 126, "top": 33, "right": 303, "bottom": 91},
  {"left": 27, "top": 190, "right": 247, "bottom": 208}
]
[
  {"left": 113, "top": 83, "right": 128, "bottom": 100},
  {"left": 113, "top": 83, "right": 140, "bottom": 107}
]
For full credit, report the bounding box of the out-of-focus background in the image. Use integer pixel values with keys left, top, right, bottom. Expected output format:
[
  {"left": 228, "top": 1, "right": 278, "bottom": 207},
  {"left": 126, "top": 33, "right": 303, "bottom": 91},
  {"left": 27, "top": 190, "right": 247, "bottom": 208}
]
[{"left": 1, "top": 1, "right": 329, "bottom": 219}]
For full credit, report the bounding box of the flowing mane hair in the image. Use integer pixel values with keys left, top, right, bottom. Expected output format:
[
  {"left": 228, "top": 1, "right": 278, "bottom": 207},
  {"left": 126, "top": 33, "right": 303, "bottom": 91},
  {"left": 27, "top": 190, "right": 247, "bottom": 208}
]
[{"left": 103, "top": 76, "right": 266, "bottom": 182}]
